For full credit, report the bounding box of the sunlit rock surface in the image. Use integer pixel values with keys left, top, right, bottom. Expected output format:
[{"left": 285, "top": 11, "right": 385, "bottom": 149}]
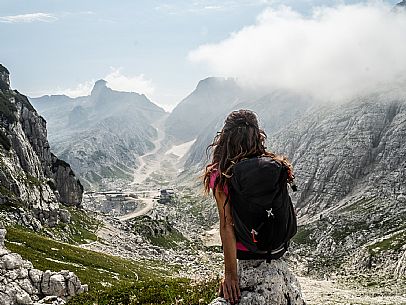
[{"left": 0, "top": 64, "right": 83, "bottom": 227}]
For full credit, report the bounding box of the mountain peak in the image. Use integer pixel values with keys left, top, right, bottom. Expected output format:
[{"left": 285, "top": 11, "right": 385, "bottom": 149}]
[
  {"left": 196, "top": 77, "right": 225, "bottom": 88},
  {"left": 195, "top": 77, "right": 238, "bottom": 92},
  {"left": 91, "top": 79, "right": 108, "bottom": 96},
  {"left": 397, "top": 0, "right": 406, "bottom": 7}
]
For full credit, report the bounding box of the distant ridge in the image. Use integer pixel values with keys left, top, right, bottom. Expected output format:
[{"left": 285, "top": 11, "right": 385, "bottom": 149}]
[{"left": 30, "top": 80, "right": 166, "bottom": 190}]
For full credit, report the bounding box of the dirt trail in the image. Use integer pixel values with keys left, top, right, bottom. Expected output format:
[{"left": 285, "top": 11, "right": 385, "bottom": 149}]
[
  {"left": 118, "top": 197, "right": 155, "bottom": 221},
  {"left": 130, "top": 116, "right": 166, "bottom": 186}
]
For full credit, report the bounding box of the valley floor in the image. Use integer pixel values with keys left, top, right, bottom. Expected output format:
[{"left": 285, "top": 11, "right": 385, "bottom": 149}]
[
  {"left": 79, "top": 118, "right": 406, "bottom": 305},
  {"left": 300, "top": 277, "right": 406, "bottom": 305}
]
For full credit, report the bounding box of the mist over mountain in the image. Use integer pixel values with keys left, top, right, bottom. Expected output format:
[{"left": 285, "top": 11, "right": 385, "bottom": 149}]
[
  {"left": 173, "top": 77, "right": 313, "bottom": 168},
  {"left": 190, "top": 3, "right": 406, "bottom": 104},
  {"left": 165, "top": 77, "right": 255, "bottom": 142},
  {"left": 31, "top": 80, "right": 166, "bottom": 190}
]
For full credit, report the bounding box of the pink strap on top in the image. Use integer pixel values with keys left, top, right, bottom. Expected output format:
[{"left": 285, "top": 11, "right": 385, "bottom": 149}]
[
  {"left": 209, "top": 170, "right": 228, "bottom": 194},
  {"left": 209, "top": 170, "right": 248, "bottom": 251}
]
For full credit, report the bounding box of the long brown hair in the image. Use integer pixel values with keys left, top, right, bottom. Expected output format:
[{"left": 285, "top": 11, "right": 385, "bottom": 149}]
[{"left": 203, "top": 109, "right": 293, "bottom": 194}]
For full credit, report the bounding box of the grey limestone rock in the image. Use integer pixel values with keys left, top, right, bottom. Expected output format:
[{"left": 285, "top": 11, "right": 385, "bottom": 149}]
[
  {"left": 15, "top": 289, "right": 32, "bottom": 305},
  {"left": 0, "top": 292, "right": 13, "bottom": 305},
  {"left": 2, "top": 253, "right": 23, "bottom": 270},
  {"left": 58, "top": 209, "right": 70, "bottom": 224},
  {"left": 0, "top": 64, "right": 10, "bottom": 89},
  {"left": 0, "top": 228, "right": 6, "bottom": 248},
  {"left": 33, "top": 296, "right": 66, "bottom": 305},
  {"left": 51, "top": 155, "right": 83, "bottom": 207},
  {"left": 208, "top": 259, "right": 305, "bottom": 305},
  {"left": 395, "top": 249, "right": 406, "bottom": 278},
  {"left": 17, "top": 278, "right": 35, "bottom": 295},
  {"left": 48, "top": 274, "right": 65, "bottom": 297},
  {"left": 28, "top": 269, "right": 43, "bottom": 290},
  {"left": 269, "top": 97, "right": 406, "bottom": 216},
  {"left": 0, "top": 64, "right": 83, "bottom": 226},
  {"left": 40, "top": 270, "right": 52, "bottom": 295}
]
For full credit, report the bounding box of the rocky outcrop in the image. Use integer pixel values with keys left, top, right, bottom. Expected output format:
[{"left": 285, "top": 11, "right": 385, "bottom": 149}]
[
  {"left": 0, "top": 64, "right": 83, "bottom": 227},
  {"left": 208, "top": 259, "right": 305, "bottom": 305},
  {"left": 50, "top": 155, "right": 83, "bottom": 207},
  {"left": 0, "top": 65, "right": 10, "bottom": 90},
  {"left": 0, "top": 227, "right": 87, "bottom": 305},
  {"left": 395, "top": 249, "right": 406, "bottom": 278}
]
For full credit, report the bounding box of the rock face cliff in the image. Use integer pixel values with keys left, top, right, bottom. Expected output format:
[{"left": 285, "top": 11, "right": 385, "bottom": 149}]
[
  {"left": 31, "top": 80, "right": 166, "bottom": 190},
  {"left": 0, "top": 64, "right": 83, "bottom": 228},
  {"left": 269, "top": 95, "right": 406, "bottom": 216}
]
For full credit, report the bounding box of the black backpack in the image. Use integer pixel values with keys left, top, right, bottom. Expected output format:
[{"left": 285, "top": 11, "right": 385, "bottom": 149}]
[{"left": 228, "top": 156, "right": 297, "bottom": 260}]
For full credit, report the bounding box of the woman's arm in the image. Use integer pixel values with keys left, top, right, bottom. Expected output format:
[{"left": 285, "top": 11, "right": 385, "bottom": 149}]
[{"left": 214, "top": 187, "right": 241, "bottom": 304}]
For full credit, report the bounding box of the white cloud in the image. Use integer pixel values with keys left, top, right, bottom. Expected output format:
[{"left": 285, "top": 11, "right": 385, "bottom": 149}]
[
  {"left": 29, "top": 81, "right": 94, "bottom": 98},
  {"left": 189, "top": 3, "right": 406, "bottom": 101},
  {"left": 33, "top": 68, "right": 155, "bottom": 99},
  {"left": 61, "top": 81, "right": 95, "bottom": 98},
  {"left": 104, "top": 68, "right": 155, "bottom": 97},
  {"left": 155, "top": 1, "right": 267, "bottom": 15},
  {"left": 0, "top": 13, "right": 57, "bottom": 23}
]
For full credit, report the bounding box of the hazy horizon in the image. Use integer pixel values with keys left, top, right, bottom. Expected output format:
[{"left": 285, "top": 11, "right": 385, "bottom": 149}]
[{"left": 1, "top": 0, "right": 402, "bottom": 111}]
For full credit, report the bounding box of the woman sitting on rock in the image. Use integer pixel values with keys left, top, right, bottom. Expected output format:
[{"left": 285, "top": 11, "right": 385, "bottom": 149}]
[{"left": 203, "top": 109, "right": 305, "bottom": 305}]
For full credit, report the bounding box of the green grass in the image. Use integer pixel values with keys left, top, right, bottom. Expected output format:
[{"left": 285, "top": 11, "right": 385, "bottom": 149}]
[
  {"left": 0, "top": 185, "right": 16, "bottom": 198},
  {"left": 25, "top": 174, "right": 43, "bottom": 188},
  {"left": 292, "top": 226, "right": 315, "bottom": 245},
  {"left": 149, "top": 231, "right": 188, "bottom": 249},
  {"left": 46, "top": 207, "right": 100, "bottom": 244},
  {"left": 368, "top": 230, "right": 406, "bottom": 256},
  {"left": 130, "top": 216, "right": 189, "bottom": 250},
  {"left": 340, "top": 197, "right": 377, "bottom": 213},
  {"left": 68, "top": 277, "right": 218, "bottom": 305},
  {"left": 5, "top": 226, "right": 219, "bottom": 305},
  {"left": 5, "top": 226, "right": 162, "bottom": 290}
]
